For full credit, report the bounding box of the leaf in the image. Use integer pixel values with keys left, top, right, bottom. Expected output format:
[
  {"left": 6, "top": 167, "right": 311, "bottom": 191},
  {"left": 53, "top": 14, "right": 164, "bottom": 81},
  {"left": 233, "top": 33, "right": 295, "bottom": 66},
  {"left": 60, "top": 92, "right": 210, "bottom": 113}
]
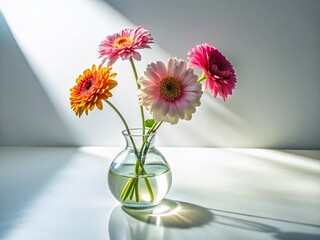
[{"left": 144, "top": 119, "right": 155, "bottom": 128}]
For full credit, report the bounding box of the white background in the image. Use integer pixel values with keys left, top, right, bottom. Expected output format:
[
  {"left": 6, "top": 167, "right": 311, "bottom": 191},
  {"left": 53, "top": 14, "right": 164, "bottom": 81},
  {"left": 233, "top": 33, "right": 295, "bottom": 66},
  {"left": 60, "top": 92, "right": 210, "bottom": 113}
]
[{"left": 0, "top": 0, "right": 319, "bottom": 148}]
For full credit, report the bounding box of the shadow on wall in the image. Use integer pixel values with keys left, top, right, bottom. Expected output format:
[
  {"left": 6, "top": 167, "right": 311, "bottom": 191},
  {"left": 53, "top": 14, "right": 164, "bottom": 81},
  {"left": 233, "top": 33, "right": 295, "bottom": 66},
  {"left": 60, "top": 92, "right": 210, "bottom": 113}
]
[
  {"left": 0, "top": 11, "right": 76, "bottom": 146},
  {"left": 104, "top": 0, "right": 320, "bottom": 149}
]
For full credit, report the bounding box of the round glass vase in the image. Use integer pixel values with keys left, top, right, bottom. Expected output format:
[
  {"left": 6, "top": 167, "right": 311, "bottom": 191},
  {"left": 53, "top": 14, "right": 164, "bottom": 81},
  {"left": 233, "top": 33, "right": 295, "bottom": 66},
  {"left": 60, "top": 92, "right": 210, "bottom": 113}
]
[{"left": 108, "top": 128, "right": 172, "bottom": 208}]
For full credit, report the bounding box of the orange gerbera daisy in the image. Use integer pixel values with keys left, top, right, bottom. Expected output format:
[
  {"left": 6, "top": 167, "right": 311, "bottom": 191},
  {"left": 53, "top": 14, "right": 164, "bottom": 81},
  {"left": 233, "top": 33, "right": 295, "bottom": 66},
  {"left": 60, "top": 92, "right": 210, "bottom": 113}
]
[{"left": 70, "top": 64, "right": 117, "bottom": 117}]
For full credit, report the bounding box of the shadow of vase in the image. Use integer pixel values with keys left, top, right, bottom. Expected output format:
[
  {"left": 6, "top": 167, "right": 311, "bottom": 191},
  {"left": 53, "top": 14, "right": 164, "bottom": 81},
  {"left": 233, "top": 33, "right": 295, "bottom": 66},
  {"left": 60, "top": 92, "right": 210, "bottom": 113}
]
[
  {"left": 208, "top": 209, "right": 320, "bottom": 240},
  {"left": 108, "top": 199, "right": 214, "bottom": 240},
  {"left": 108, "top": 199, "right": 320, "bottom": 240}
]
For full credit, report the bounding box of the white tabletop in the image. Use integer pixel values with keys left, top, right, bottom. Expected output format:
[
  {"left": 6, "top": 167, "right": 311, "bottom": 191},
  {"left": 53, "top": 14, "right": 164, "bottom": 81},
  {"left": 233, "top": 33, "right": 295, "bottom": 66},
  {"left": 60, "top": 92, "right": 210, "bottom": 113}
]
[{"left": 0, "top": 147, "right": 319, "bottom": 240}]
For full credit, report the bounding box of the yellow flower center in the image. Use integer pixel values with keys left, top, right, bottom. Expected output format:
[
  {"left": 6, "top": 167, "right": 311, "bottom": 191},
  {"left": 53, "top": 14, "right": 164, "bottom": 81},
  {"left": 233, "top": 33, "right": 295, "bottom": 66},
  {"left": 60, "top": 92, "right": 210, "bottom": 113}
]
[
  {"left": 113, "top": 37, "right": 133, "bottom": 48},
  {"left": 159, "top": 77, "right": 182, "bottom": 101}
]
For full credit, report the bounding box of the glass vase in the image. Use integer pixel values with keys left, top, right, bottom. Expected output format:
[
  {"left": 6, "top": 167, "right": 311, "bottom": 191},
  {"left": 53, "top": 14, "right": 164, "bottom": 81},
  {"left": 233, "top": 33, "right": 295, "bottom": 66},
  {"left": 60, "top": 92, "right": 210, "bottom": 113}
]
[{"left": 108, "top": 128, "right": 172, "bottom": 208}]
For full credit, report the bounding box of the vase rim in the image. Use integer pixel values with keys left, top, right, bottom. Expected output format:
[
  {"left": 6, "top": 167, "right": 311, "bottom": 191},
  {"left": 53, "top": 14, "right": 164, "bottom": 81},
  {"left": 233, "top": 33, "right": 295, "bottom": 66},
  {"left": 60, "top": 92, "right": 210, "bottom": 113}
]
[{"left": 122, "top": 128, "right": 156, "bottom": 137}]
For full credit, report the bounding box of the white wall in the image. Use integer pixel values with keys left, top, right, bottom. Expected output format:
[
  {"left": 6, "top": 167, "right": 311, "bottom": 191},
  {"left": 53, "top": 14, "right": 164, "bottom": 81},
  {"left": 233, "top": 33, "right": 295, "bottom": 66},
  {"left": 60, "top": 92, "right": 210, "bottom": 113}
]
[{"left": 0, "top": 0, "right": 319, "bottom": 148}]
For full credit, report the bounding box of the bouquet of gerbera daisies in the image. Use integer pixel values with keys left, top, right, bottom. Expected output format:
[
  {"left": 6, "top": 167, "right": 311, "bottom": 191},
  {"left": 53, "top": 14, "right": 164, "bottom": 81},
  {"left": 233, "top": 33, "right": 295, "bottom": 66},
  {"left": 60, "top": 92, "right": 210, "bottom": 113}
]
[{"left": 70, "top": 26, "right": 236, "bottom": 203}]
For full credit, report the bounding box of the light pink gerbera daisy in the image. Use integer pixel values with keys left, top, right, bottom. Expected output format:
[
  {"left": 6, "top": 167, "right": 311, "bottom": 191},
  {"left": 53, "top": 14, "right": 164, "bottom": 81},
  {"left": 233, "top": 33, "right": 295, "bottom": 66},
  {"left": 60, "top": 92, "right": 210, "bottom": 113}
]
[
  {"left": 99, "top": 26, "right": 153, "bottom": 66},
  {"left": 138, "top": 58, "right": 203, "bottom": 124},
  {"left": 188, "top": 43, "right": 236, "bottom": 101}
]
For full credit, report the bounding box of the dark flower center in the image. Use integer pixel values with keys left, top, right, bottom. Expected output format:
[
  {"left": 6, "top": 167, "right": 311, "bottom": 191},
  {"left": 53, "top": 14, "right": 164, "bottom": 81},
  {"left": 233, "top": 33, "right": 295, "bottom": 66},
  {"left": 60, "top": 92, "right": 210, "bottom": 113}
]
[
  {"left": 208, "top": 61, "right": 228, "bottom": 81},
  {"left": 81, "top": 77, "right": 94, "bottom": 92},
  {"left": 159, "top": 77, "right": 182, "bottom": 101},
  {"left": 217, "top": 65, "right": 223, "bottom": 71}
]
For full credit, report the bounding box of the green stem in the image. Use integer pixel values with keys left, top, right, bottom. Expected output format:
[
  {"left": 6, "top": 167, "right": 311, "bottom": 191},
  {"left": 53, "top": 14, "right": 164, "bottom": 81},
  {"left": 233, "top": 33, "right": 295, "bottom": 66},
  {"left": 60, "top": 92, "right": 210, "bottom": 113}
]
[
  {"left": 139, "top": 121, "right": 163, "bottom": 161},
  {"left": 105, "top": 100, "right": 145, "bottom": 170},
  {"left": 153, "top": 121, "right": 163, "bottom": 132},
  {"left": 120, "top": 178, "right": 135, "bottom": 200},
  {"left": 134, "top": 178, "right": 140, "bottom": 202},
  {"left": 138, "top": 121, "right": 158, "bottom": 161},
  {"left": 129, "top": 179, "right": 136, "bottom": 200},
  {"left": 105, "top": 100, "right": 136, "bottom": 152},
  {"left": 144, "top": 177, "right": 154, "bottom": 202},
  {"left": 129, "top": 57, "right": 140, "bottom": 88},
  {"left": 197, "top": 72, "right": 207, "bottom": 83},
  {"left": 105, "top": 100, "right": 155, "bottom": 203},
  {"left": 129, "top": 57, "right": 146, "bottom": 137}
]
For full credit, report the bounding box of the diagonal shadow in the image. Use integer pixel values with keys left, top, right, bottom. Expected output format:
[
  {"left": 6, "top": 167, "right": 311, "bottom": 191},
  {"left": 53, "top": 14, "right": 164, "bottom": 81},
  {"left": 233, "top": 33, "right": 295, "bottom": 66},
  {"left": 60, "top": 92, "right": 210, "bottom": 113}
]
[
  {"left": 208, "top": 208, "right": 320, "bottom": 240},
  {"left": 0, "top": 147, "right": 78, "bottom": 238},
  {"left": 209, "top": 208, "right": 320, "bottom": 228},
  {"left": 108, "top": 199, "right": 320, "bottom": 240},
  {"left": 0, "top": 11, "right": 76, "bottom": 146},
  {"left": 97, "top": 0, "right": 248, "bottom": 148}
]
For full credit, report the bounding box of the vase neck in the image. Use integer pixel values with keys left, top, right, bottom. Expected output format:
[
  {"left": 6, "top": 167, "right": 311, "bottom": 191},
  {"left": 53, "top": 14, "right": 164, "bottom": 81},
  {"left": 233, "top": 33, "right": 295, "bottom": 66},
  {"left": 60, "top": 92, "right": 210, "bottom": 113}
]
[{"left": 122, "top": 128, "right": 156, "bottom": 150}]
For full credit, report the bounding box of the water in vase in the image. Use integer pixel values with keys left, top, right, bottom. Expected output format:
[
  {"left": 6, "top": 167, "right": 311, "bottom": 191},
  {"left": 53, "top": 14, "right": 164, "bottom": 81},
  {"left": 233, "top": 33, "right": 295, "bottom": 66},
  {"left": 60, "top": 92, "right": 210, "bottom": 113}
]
[{"left": 108, "top": 163, "right": 172, "bottom": 207}]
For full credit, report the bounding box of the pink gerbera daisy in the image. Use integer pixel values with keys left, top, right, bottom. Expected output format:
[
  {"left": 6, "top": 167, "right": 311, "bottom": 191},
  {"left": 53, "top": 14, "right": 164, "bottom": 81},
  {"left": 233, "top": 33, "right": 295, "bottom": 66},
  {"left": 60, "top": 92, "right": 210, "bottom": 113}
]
[
  {"left": 138, "top": 58, "right": 203, "bottom": 124},
  {"left": 99, "top": 26, "right": 153, "bottom": 66},
  {"left": 188, "top": 43, "right": 236, "bottom": 101}
]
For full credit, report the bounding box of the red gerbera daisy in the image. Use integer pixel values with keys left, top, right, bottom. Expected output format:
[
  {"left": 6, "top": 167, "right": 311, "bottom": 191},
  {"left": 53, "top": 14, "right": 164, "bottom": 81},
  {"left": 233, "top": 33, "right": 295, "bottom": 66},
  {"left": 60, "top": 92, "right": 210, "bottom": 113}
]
[{"left": 188, "top": 43, "right": 236, "bottom": 101}]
